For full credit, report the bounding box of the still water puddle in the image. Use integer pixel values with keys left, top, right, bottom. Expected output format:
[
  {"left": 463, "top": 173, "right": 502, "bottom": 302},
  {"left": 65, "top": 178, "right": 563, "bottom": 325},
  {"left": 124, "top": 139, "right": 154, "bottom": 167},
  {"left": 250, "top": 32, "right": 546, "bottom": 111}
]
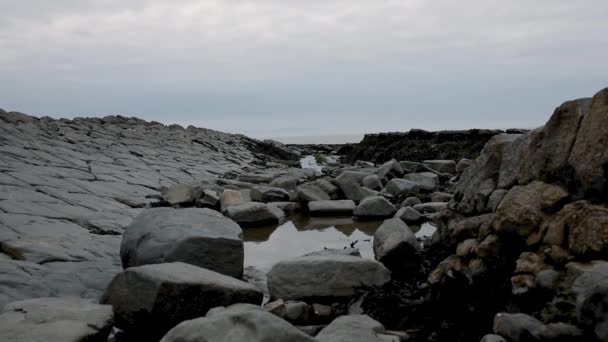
[{"left": 243, "top": 214, "right": 437, "bottom": 271}]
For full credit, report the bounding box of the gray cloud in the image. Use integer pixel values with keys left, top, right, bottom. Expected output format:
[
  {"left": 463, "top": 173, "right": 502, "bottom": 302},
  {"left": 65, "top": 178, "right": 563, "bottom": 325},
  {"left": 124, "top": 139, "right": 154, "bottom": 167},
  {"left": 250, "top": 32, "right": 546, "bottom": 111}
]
[{"left": 1, "top": 0, "right": 606, "bottom": 138}]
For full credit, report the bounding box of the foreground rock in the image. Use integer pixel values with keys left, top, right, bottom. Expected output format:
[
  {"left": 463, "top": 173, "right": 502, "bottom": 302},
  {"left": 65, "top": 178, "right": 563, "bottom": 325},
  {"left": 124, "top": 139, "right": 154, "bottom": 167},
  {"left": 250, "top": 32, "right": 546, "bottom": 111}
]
[
  {"left": 373, "top": 218, "right": 421, "bottom": 272},
  {"left": 267, "top": 255, "right": 391, "bottom": 300},
  {"left": 0, "top": 297, "right": 113, "bottom": 342},
  {"left": 308, "top": 200, "right": 356, "bottom": 216},
  {"left": 120, "top": 208, "right": 244, "bottom": 278},
  {"left": 316, "top": 314, "right": 397, "bottom": 342},
  {"left": 102, "top": 262, "right": 262, "bottom": 338},
  {"left": 161, "top": 304, "right": 316, "bottom": 342}
]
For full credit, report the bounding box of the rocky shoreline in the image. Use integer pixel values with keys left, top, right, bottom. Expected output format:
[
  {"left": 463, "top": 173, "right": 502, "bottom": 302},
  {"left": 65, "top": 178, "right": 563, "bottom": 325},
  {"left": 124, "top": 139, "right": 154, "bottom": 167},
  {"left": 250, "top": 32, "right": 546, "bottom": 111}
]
[{"left": 0, "top": 88, "right": 607, "bottom": 342}]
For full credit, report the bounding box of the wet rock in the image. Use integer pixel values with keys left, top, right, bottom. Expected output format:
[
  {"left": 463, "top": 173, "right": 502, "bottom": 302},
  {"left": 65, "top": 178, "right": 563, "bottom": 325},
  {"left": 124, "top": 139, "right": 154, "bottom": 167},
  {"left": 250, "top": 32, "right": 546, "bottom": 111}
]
[
  {"left": 309, "top": 200, "right": 356, "bottom": 216},
  {"left": 400, "top": 196, "right": 422, "bottom": 208},
  {"left": 102, "top": 262, "right": 262, "bottom": 338},
  {"left": 362, "top": 174, "right": 383, "bottom": 190},
  {"left": 394, "top": 206, "right": 422, "bottom": 223},
  {"left": 297, "top": 183, "right": 331, "bottom": 202},
  {"left": 250, "top": 185, "right": 291, "bottom": 203},
  {"left": 449, "top": 214, "right": 493, "bottom": 240},
  {"left": 285, "top": 301, "right": 311, "bottom": 323},
  {"left": 385, "top": 178, "right": 419, "bottom": 196},
  {"left": 477, "top": 235, "right": 502, "bottom": 258},
  {"left": 120, "top": 207, "right": 244, "bottom": 278},
  {"left": 373, "top": 218, "right": 421, "bottom": 271},
  {"left": 456, "top": 239, "right": 479, "bottom": 258},
  {"left": 267, "top": 255, "right": 390, "bottom": 300},
  {"left": 316, "top": 314, "right": 388, "bottom": 342},
  {"left": 423, "top": 160, "right": 456, "bottom": 174},
  {"left": 403, "top": 172, "right": 439, "bottom": 191},
  {"left": 0, "top": 297, "right": 114, "bottom": 342},
  {"left": 225, "top": 202, "right": 283, "bottom": 226},
  {"left": 536, "top": 269, "right": 560, "bottom": 290},
  {"left": 353, "top": 196, "right": 397, "bottom": 219},
  {"left": 312, "top": 303, "right": 334, "bottom": 321},
  {"left": 161, "top": 303, "right": 316, "bottom": 342}
]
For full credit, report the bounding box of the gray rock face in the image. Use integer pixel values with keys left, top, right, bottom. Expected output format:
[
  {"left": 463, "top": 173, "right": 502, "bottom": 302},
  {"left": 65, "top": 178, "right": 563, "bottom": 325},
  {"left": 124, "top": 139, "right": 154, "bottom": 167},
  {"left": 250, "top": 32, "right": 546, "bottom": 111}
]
[
  {"left": 480, "top": 334, "right": 507, "bottom": 342},
  {"left": 0, "top": 297, "right": 114, "bottom": 342},
  {"left": 316, "top": 315, "right": 389, "bottom": 342},
  {"left": 400, "top": 196, "right": 422, "bottom": 208},
  {"left": 353, "top": 196, "right": 396, "bottom": 219},
  {"left": 456, "top": 158, "right": 473, "bottom": 173},
  {"left": 493, "top": 313, "right": 544, "bottom": 342},
  {"left": 120, "top": 207, "right": 244, "bottom": 278},
  {"left": 423, "top": 160, "right": 456, "bottom": 174},
  {"left": 297, "top": 183, "right": 331, "bottom": 202},
  {"left": 412, "top": 202, "right": 448, "bottom": 213},
  {"left": 403, "top": 172, "right": 439, "bottom": 191},
  {"left": 161, "top": 304, "right": 316, "bottom": 342},
  {"left": 385, "top": 178, "right": 419, "bottom": 196},
  {"left": 308, "top": 200, "right": 356, "bottom": 216},
  {"left": 267, "top": 255, "right": 391, "bottom": 300},
  {"left": 373, "top": 218, "right": 421, "bottom": 271},
  {"left": 225, "top": 202, "right": 282, "bottom": 226},
  {"left": 102, "top": 262, "right": 262, "bottom": 337}
]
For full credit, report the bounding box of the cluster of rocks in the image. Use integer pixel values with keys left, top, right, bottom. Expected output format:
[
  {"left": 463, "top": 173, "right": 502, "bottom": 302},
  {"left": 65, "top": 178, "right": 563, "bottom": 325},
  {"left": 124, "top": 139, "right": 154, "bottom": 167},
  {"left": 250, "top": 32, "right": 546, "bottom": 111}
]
[{"left": 417, "top": 88, "right": 608, "bottom": 341}]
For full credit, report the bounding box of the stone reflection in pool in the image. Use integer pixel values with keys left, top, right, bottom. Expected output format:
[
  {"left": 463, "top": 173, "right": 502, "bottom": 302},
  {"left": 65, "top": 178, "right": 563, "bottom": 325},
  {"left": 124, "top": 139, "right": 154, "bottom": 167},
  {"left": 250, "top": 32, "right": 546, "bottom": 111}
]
[{"left": 243, "top": 214, "right": 437, "bottom": 271}]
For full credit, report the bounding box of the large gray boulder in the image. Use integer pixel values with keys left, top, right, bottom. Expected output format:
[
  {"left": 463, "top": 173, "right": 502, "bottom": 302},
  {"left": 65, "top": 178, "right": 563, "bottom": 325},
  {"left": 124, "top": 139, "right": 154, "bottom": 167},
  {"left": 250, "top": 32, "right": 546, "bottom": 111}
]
[
  {"left": 394, "top": 206, "right": 422, "bottom": 223},
  {"left": 308, "top": 200, "right": 356, "bottom": 216},
  {"left": 161, "top": 304, "right": 316, "bottom": 342},
  {"left": 316, "top": 314, "right": 392, "bottom": 342},
  {"left": 225, "top": 202, "right": 283, "bottom": 226},
  {"left": 267, "top": 255, "right": 390, "bottom": 300},
  {"left": 403, "top": 172, "right": 439, "bottom": 191},
  {"left": 373, "top": 218, "right": 421, "bottom": 272},
  {"left": 353, "top": 196, "right": 396, "bottom": 219},
  {"left": 362, "top": 174, "right": 383, "bottom": 190},
  {"left": 0, "top": 297, "right": 114, "bottom": 342},
  {"left": 385, "top": 178, "right": 419, "bottom": 196},
  {"left": 377, "top": 159, "right": 404, "bottom": 180},
  {"left": 120, "top": 207, "right": 244, "bottom": 278},
  {"left": 102, "top": 262, "right": 262, "bottom": 338}
]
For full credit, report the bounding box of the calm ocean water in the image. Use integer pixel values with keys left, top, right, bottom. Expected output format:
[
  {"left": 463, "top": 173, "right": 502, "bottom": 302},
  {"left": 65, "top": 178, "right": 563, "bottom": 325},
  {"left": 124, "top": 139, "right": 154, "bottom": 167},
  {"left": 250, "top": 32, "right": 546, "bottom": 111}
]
[{"left": 271, "top": 134, "right": 364, "bottom": 144}]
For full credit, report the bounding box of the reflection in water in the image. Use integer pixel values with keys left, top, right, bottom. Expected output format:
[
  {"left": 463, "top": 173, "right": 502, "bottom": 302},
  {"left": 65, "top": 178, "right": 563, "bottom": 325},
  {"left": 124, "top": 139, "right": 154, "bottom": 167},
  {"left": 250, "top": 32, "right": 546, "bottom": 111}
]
[{"left": 243, "top": 214, "right": 437, "bottom": 271}]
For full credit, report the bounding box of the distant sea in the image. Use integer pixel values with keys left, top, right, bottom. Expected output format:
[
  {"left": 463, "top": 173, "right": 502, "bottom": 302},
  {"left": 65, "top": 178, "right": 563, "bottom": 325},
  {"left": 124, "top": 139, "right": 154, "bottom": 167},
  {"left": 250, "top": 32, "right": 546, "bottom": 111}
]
[{"left": 270, "top": 134, "right": 364, "bottom": 145}]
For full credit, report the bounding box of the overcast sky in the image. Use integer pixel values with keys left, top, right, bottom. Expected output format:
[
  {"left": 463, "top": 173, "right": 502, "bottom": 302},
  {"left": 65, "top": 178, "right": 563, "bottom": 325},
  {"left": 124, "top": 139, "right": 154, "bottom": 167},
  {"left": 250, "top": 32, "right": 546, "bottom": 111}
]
[{"left": 1, "top": 1, "right": 606, "bottom": 139}]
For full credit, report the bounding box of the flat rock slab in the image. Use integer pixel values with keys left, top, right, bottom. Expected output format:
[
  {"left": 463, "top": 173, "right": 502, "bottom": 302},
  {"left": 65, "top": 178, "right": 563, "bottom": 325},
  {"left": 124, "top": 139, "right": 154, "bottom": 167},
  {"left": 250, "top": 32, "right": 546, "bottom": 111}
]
[
  {"left": 404, "top": 172, "right": 439, "bottom": 191},
  {"left": 161, "top": 304, "right": 316, "bottom": 342},
  {"left": 120, "top": 207, "right": 244, "bottom": 278},
  {"left": 308, "top": 200, "right": 356, "bottom": 216},
  {"left": 267, "top": 255, "right": 390, "bottom": 301},
  {"left": 102, "top": 262, "right": 263, "bottom": 338},
  {"left": 0, "top": 297, "right": 114, "bottom": 342}
]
